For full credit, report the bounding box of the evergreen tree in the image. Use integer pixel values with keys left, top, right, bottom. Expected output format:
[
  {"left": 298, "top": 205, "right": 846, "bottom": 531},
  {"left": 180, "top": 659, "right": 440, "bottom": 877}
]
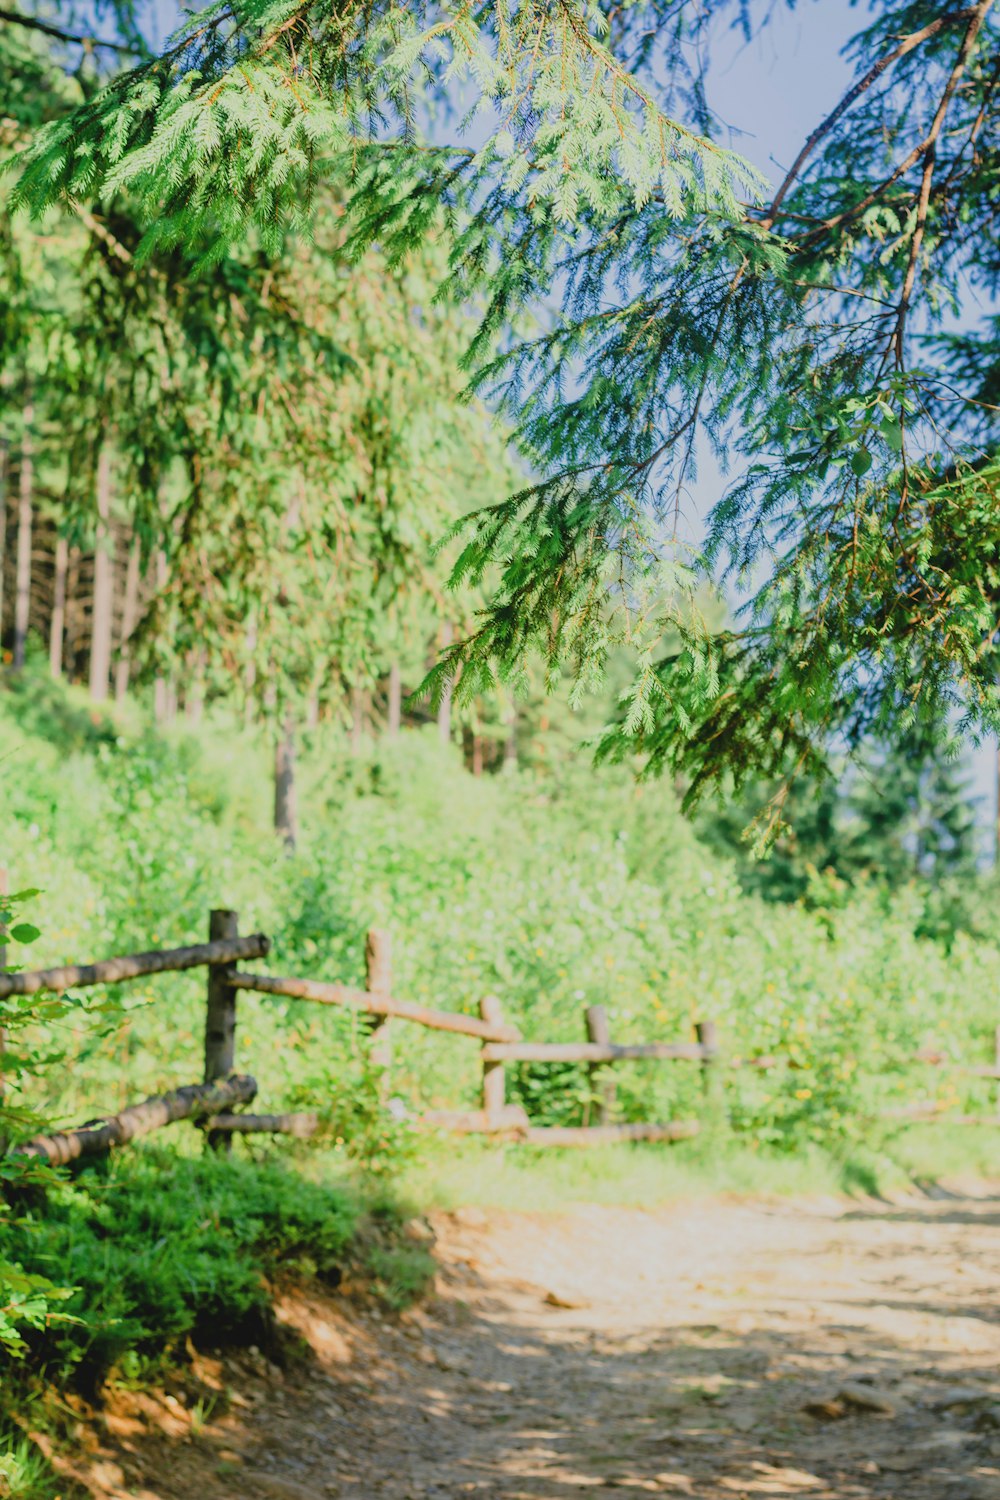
[{"left": 6, "top": 1, "right": 1000, "bottom": 819}]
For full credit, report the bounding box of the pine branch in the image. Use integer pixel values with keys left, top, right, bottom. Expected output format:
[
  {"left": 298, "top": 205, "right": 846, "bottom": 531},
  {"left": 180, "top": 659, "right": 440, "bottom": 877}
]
[
  {"left": 0, "top": 6, "right": 140, "bottom": 54},
  {"left": 762, "top": 9, "right": 982, "bottom": 230}
]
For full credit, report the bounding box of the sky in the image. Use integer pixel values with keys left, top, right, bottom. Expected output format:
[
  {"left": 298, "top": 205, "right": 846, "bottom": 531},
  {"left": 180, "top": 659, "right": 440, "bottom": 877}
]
[{"left": 144, "top": 0, "right": 999, "bottom": 843}]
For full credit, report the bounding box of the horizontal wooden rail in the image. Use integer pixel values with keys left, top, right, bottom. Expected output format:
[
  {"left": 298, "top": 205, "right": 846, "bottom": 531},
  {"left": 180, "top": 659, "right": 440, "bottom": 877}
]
[
  {"left": 881, "top": 1103, "right": 1000, "bottom": 1125},
  {"left": 418, "top": 1105, "right": 530, "bottom": 1134},
  {"left": 524, "top": 1121, "right": 700, "bottom": 1146},
  {"left": 0, "top": 935, "right": 270, "bottom": 998},
  {"left": 16, "top": 1075, "right": 258, "bottom": 1164},
  {"left": 206, "top": 1111, "right": 320, "bottom": 1138},
  {"left": 227, "top": 971, "right": 521, "bottom": 1043},
  {"left": 481, "top": 1041, "right": 709, "bottom": 1064}
]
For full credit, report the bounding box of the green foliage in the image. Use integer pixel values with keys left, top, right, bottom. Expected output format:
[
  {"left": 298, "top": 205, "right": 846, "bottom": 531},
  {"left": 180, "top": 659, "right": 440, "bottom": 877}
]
[
  {"left": 2, "top": 671, "right": 999, "bottom": 1162},
  {"left": 0, "top": 1148, "right": 361, "bottom": 1390}
]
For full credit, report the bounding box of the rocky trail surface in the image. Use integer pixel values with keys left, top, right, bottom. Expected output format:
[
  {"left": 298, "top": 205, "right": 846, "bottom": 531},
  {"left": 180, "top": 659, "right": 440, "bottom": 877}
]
[{"left": 68, "top": 1184, "right": 1000, "bottom": 1499}]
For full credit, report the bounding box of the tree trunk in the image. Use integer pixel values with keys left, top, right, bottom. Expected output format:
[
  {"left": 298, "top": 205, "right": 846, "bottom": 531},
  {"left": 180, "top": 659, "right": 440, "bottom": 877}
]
[
  {"left": 274, "top": 713, "right": 298, "bottom": 851},
  {"left": 438, "top": 622, "right": 453, "bottom": 744},
  {"left": 504, "top": 704, "right": 518, "bottom": 768},
  {"left": 13, "top": 402, "right": 33, "bottom": 671},
  {"left": 0, "top": 434, "right": 8, "bottom": 648},
  {"left": 89, "top": 441, "right": 115, "bottom": 701},
  {"left": 114, "top": 537, "right": 140, "bottom": 702},
  {"left": 351, "top": 682, "right": 365, "bottom": 753},
  {"left": 387, "top": 661, "right": 402, "bottom": 737},
  {"left": 243, "top": 610, "right": 257, "bottom": 727},
  {"left": 49, "top": 534, "right": 68, "bottom": 677},
  {"left": 185, "top": 652, "right": 204, "bottom": 726},
  {"left": 472, "top": 733, "right": 484, "bottom": 776},
  {"left": 153, "top": 550, "right": 171, "bottom": 723}
]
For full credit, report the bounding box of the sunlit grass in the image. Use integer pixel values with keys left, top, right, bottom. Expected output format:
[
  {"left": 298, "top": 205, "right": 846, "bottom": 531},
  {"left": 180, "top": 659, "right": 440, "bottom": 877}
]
[{"left": 393, "top": 1124, "right": 1000, "bottom": 1212}]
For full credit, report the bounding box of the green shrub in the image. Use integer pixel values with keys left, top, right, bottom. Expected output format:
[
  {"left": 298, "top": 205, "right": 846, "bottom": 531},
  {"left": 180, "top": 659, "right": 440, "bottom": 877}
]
[{"left": 0, "top": 1149, "right": 359, "bottom": 1390}]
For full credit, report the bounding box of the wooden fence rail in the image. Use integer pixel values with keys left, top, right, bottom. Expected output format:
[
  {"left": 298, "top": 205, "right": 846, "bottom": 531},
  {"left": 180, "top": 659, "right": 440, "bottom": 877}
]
[
  {"left": 19, "top": 1076, "right": 258, "bottom": 1164},
  {"left": 227, "top": 970, "right": 521, "bottom": 1043},
  {"left": 0, "top": 934, "right": 270, "bottom": 998}
]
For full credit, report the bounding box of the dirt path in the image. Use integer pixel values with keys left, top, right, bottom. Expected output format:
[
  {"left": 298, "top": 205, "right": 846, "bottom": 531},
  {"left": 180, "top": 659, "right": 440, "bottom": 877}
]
[{"left": 80, "top": 1183, "right": 1000, "bottom": 1499}]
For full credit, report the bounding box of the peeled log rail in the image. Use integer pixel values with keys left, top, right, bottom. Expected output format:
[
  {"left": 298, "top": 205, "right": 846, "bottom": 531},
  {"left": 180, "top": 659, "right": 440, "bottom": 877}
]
[
  {"left": 481, "top": 1041, "right": 709, "bottom": 1064},
  {"left": 17, "top": 1075, "right": 258, "bottom": 1165},
  {"left": 524, "top": 1121, "right": 700, "bottom": 1146},
  {"left": 206, "top": 1111, "right": 320, "bottom": 1138},
  {"left": 0, "top": 935, "right": 270, "bottom": 998},
  {"left": 418, "top": 1105, "right": 530, "bottom": 1135},
  {"left": 227, "top": 971, "right": 521, "bottom": 1043}
]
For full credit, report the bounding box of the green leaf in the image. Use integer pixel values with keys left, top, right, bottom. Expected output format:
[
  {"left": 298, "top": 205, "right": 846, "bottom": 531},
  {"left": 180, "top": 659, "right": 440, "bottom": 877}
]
[
  {"left": 850, "top": 448, "right": 873, "bottom": 478},
  {"left": 9, "top": 923, "right": 41, "bottom": 944},
  {"left": 880, "top": 418, "right": 903, "bottom": 453}
]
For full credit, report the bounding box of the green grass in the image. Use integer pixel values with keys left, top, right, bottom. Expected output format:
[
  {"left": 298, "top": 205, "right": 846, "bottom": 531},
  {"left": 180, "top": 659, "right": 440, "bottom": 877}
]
[{"left": 398, "top": 1125, "right": 1000, "bottom": 1212}]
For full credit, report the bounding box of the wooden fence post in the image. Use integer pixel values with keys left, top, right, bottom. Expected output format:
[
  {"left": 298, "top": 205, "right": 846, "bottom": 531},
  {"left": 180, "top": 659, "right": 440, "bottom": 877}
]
[
  {"left": 695, "top": 1018, "right": 724, "bottom": 1128},
  {"left": 365, "top": 928, "right": 393, "bottom": 1085},
  {"left": 480, "top": 996, "right": 506, "bottom": 1129},
  {"left": 204, "top": 909, "right": 239, "bottom": 1151},
  {"left": 585, "top": 1005, "right": 616, "bottom": 1125}
]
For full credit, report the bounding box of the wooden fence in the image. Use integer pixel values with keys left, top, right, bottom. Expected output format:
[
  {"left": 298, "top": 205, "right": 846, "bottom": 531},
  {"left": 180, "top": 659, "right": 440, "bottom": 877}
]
[
  {"left": 0, "top": 910, "right": 714, "bottom": 1160},
  {"left": 2, "top": 907, "right": 997, "bottom": 1163}
]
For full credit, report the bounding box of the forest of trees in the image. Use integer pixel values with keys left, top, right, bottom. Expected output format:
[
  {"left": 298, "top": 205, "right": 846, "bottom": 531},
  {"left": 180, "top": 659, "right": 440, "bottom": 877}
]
[{"left": 2, "top": 4, "right": 1000, "bottom": 1485}]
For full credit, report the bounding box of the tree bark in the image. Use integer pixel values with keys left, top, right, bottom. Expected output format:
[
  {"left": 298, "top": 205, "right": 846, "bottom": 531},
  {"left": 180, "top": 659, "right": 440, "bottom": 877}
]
[
  {"left": 114, "top": 537, "right": 140, "bottom": 701},
  {"left": 274, "top": 713, "right": 298, "bottom": 850},
  {"left": 49, "top": 535, "right": 68, "bottom": 678},
  {"left": 18, "top": 1075, "right": 258, "bottom": 1165},
  {"left": 89, "top": 441, "right": 115, "bottom": 701},
  {"left": 438, "top": 622, "right": 453, "bottom": 744},
  {"left": 350, "top": 682, "right": 365, "bottom": 753},
  {"left": 153, "top": 549, "right": 171, "bottom": 723},
  {"left": 387, "top": 661, "right": 402, "bottom": 737},
  {"left": 185, "top": 649, "right": 205, "bottom": 726},
  {"left": 0, "top": 433, "right": 8, "bottom": 648},
  {"left": 504, "top": 704, "right": 518, "bottom": 768},
  {"left": 12, "top": 401, "right": 33, "bottom": 671}
]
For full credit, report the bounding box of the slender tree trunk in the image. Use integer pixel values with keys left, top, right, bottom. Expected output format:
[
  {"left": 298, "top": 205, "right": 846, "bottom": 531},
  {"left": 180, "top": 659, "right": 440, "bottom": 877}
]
[
  {"left": 274, "top": 713, "right": 298, "bottom": 851},
  {"left": 153, "top": 550, "right": 170, "bottom": 723},
  {"left": 89, "top": 441, "right": 115, "bottom": 702},
  {"left": 504, "top": 704, "right": 518, "bottom": 768},
  {"left": 387, "top": 661, "right": 402, "bottom": 738},
  {"left": 351, "top": 681, "right": 365, "bottom": 754},
  {"left": 472, "top": 733, "right": 484, "bottom": 776},
  {"left": 243, "top": 610, "right": 257, "bottom": 727},
  {"left": 306, "top": 691, "right": 320, "bottom": 730},
  {"left": 114, "top": 537, "right": 140, "bottom": 702},
  {"left": 438, "top": 622, "right": 453, "bottom": 745},
  {"left": 65, "top": 545, "right": 81, "bottom": 674},
  {"left": 185, "top": 649, "right": 205, "bottom": 726},
  {"left": 13, "top": 402, "right": 33, "bottom": 671},
  {"left": 49, "top": 535, "right": 68, "bottom": 678},
  {"left": 0, "top": 433, "right": 8, "bottom": 649}
]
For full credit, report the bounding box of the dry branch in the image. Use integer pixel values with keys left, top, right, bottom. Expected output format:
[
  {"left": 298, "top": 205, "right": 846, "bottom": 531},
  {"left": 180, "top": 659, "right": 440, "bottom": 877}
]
[
  {"left": 16, "top": 1075, "right": 258, "bottom": 1164},
  {"left": 0, "top": 934, "right": 270, "bottom": 998},
  {"left": 228, "top": 971, "right": 521, "bottom": 1042}
]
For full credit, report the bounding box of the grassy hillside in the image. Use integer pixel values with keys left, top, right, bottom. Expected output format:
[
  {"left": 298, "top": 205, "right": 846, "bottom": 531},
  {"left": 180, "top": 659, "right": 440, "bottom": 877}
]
[{"left": 3, "top": 670, "right": 999, "bottom": 1155}]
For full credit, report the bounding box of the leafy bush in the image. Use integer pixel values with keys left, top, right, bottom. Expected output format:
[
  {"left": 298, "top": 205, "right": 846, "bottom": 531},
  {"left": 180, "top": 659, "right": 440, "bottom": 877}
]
[{"left": 1, "top": 1149, "right": 360, "bottom": 1391}]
